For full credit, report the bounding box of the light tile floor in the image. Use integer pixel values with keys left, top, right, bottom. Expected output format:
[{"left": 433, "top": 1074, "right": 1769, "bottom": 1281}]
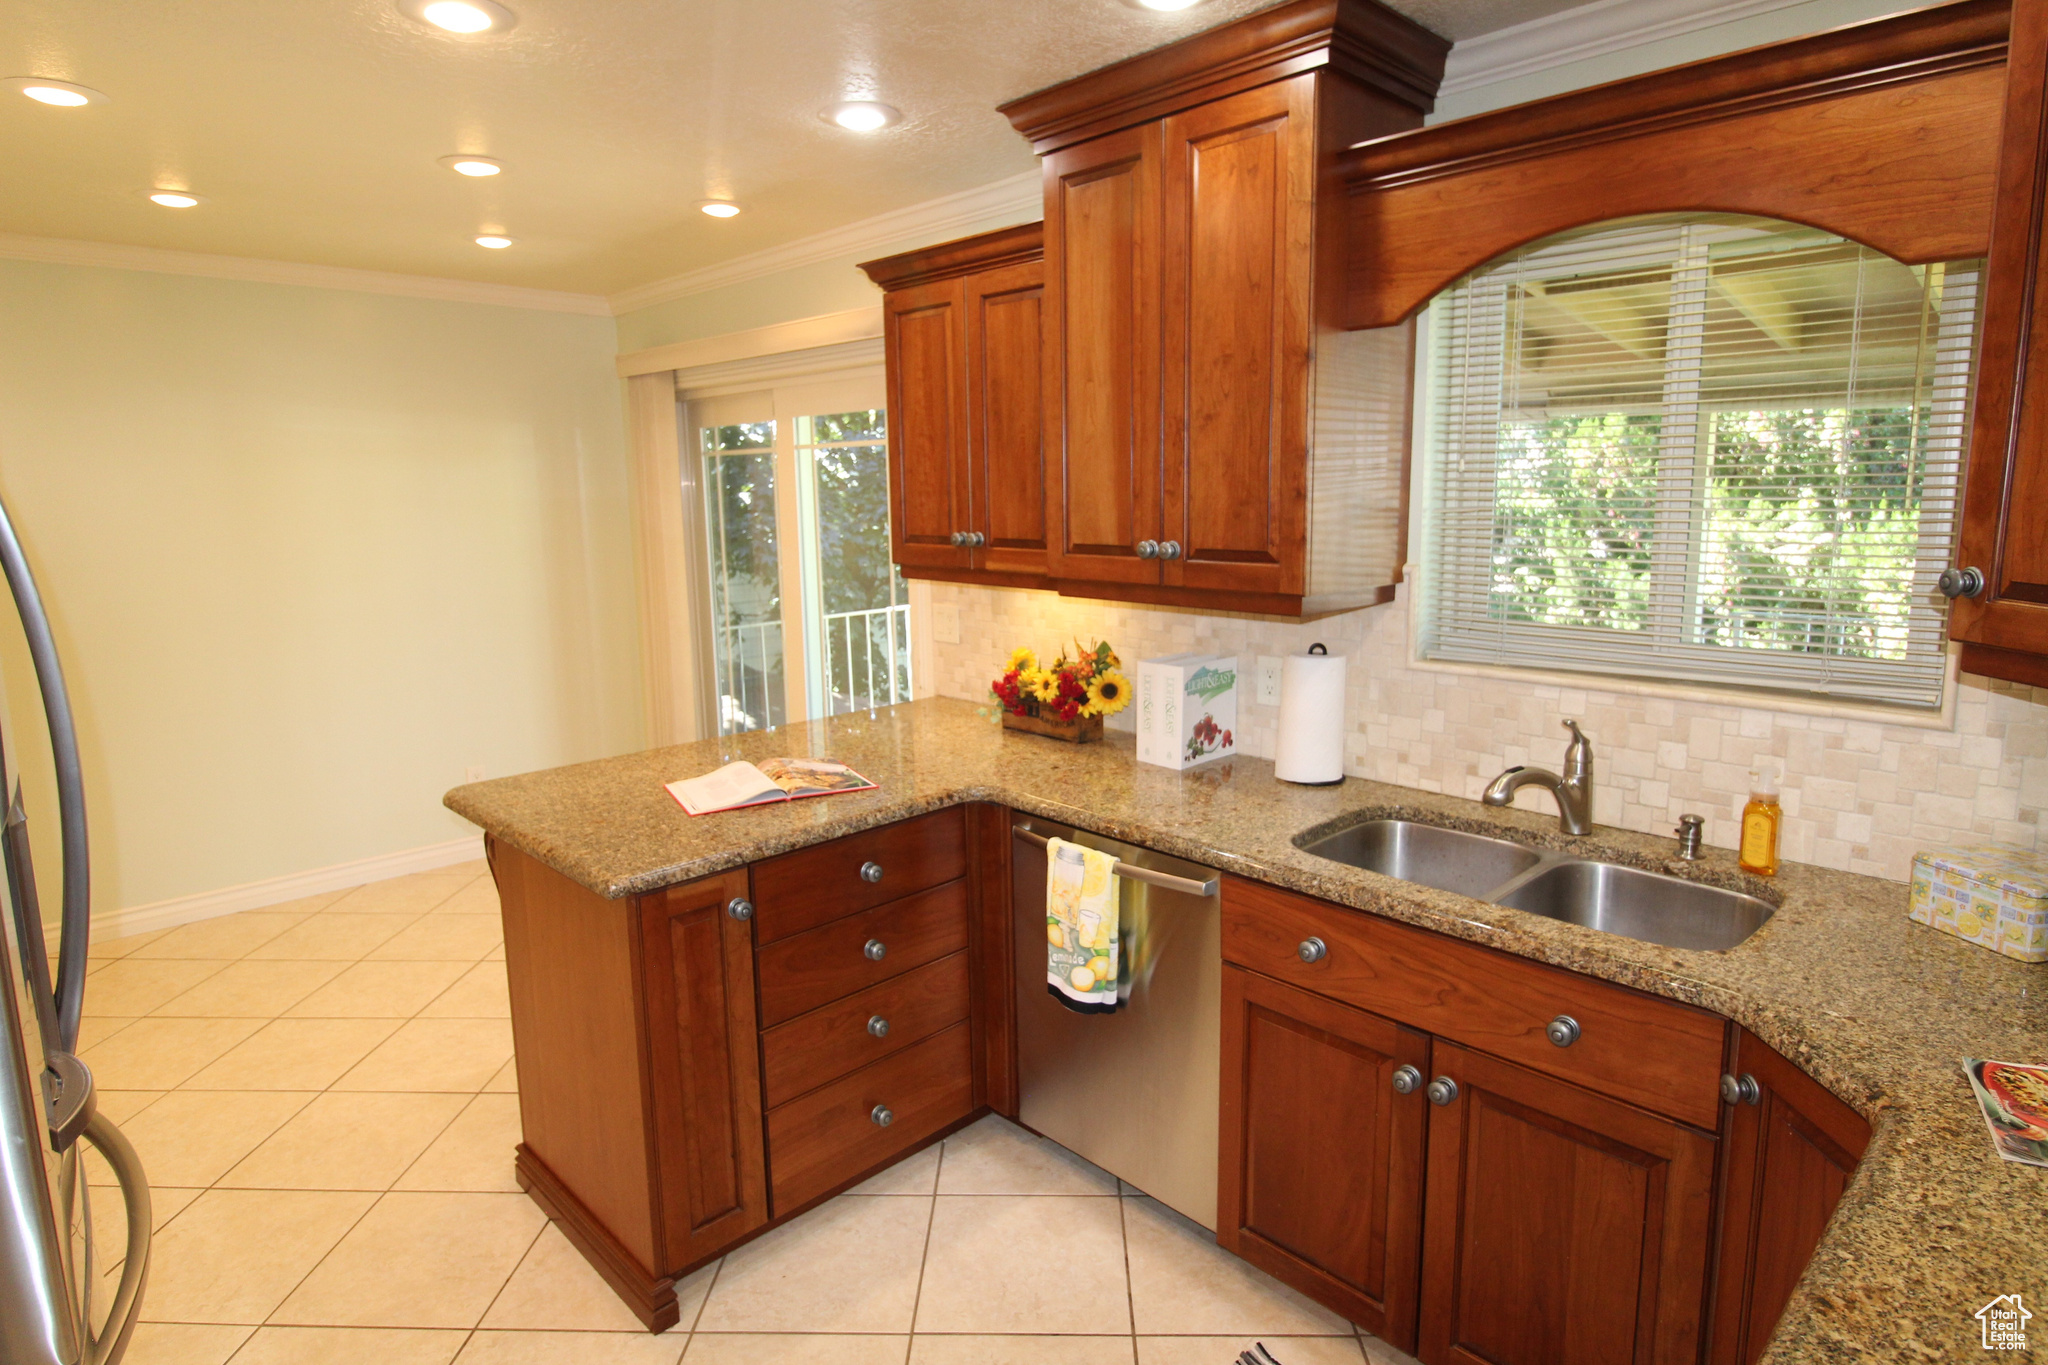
[{"left": 78, "top": 863, "right": 1420, "bottom": 1365}]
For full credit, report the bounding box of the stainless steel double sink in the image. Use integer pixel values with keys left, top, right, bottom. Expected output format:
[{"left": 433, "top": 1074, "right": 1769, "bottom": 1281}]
[{"left": 1300, "top": 819, "right": 1775, "bottom": 951}]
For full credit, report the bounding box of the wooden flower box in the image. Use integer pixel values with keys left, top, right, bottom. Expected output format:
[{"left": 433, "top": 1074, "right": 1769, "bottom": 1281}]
[{"left": 1000, "top": 710, "right": 1105, "bottom": 744}]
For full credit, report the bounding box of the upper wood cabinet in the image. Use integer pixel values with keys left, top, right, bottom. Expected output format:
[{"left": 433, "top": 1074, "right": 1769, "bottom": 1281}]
[
  {"left": 1706, "top": 1029, "right": 1871, "bottom": 1365},
  {"left": 1002, "top": 0, "right": 1448, "bottom": 617},
  {"left": 861, "top": 223, "right": 1049, "bottom": 587},
  {"left": 1951, "top": 0, "right": 2048, "bottom": 686}
]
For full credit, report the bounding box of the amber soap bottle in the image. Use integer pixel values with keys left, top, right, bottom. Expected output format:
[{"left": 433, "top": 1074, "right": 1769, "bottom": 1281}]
[{"left": 1738, "top": 768, "right": 1781, "bottom": 877}]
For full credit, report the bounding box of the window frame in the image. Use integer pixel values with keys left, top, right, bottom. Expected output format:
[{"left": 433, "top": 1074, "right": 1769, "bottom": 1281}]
[{"left": 1414, "top": 215, "right": 1982, "bottom": 714}]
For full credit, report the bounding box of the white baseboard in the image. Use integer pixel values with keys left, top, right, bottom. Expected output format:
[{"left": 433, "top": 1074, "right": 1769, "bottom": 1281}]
[{"left": 97, "top": 835, "right": 487, "bottom": 941}]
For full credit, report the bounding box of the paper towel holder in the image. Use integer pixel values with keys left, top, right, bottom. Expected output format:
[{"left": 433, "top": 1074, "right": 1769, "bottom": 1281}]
[{"left": 1276, "top": 642, "right": 1346, "bottom": 786}]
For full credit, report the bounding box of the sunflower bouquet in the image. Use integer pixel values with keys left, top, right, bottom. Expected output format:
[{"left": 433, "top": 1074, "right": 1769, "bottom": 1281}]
[{"left": 991, "top": 639, "right": 1132, "bottom": 725}]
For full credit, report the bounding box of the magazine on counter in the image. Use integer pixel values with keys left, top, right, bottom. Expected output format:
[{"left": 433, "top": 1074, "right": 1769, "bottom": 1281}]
[
  {"left": 665, "top": 757, "right": 877, "bottom": 816},
  {"left": 1963, "top": 1057, "right": 2048, "bottom": 1167}
]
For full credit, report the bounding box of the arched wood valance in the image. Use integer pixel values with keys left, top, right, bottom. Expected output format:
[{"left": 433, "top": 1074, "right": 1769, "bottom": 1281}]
[{"left": 1339, "top": 0, "right": 2009, "bottom": 328}]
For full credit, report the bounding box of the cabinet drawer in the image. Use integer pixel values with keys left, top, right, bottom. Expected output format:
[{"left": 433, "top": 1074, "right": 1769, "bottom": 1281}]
[
  {"left": 761, "top": 951, "right": 972, "bottom": 1108},
  {"left": 756, "top": 879, "right": 970, "bottom": 1028},
  {"left": 1223, "top": 877, "right": 1726, "bottom": 1129},
  {"left": 751, "top": 807, "right": 968, "bottom": 944},
  {"left": 766, "top": 1021, "right": 975, "bottom": 1213}
]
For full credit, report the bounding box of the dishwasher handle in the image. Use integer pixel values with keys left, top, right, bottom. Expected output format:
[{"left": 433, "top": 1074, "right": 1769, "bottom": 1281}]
[{"left": 1012, "top": 824, "right": 1219, "bottom": 898}]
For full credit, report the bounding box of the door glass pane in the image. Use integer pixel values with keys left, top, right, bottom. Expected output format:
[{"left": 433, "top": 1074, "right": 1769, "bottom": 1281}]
[
  {"left": 800, "top": 409, "right": 912, "bottom": 714},
  {"left": 702, "top": 420, "right": 785, "bottom": 735}
]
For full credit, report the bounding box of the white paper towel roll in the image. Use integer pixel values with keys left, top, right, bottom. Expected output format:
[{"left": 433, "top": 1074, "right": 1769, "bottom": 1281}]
[{"left": 1275, "top": 645, "right": 1346, "bottom": 785}]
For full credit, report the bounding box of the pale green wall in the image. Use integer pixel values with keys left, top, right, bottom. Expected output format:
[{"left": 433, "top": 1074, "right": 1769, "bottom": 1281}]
[{"left": 0, "top": 259, "right": 640, "bottom": 913}]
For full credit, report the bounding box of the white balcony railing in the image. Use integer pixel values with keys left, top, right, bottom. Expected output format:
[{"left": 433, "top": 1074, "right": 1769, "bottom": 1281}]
[{"left": 821, "top": 604, "right": 912, "bottom": 714}]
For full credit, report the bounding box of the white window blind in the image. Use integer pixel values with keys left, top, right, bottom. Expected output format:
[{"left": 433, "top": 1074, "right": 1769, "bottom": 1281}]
[{"left": 1420, "top": 214, "right": 1982, "bottom": 710}]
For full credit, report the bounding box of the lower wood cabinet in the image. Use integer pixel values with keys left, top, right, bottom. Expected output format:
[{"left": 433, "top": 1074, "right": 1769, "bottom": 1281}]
[
  {"left": 1218, "top": 967, "right": 1428, "bottom": 1344},
  {"left": 1707, "top": 1029, "right": 1871, "bottom": 1365},
  {"left": 1219, "top": 876, "right": 1804, "bottom": 1365},
  {"left": 490, "top": 806, "right": 999, "bottom": 1334},
  {"left": 637, "top": 870, "right": 770, "bottom": 1276},
  {"left": 1418, "top": 1040, "right": 1717, "bottom": 1365}
]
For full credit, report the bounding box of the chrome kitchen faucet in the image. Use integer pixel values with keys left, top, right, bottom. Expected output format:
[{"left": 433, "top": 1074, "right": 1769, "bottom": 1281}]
[{"left": 1483, "top": 719, "right": 1595, "bottom": 836}]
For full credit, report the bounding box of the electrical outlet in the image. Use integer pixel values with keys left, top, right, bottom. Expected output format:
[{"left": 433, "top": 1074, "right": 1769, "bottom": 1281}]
[
  {"left": 1256, "top": 656, "right": 1283, "bottom": 706},
  {"left": 464, "top": 765, "right": 486, "bottom": 785},
  {"left": 933, "top": 603, "right": 961, "bottom": 645}
]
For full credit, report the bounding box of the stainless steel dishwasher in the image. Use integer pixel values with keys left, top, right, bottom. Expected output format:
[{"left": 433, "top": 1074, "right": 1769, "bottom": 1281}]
[{"left": 1011, "top": 812, "right": 1222, "bottom": 1230}]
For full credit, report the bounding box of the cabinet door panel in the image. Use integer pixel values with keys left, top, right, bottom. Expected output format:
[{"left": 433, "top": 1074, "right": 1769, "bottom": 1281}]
[
  {"left": 968, "top": 261, "right": 1048, "bottom": 576},
  {"left": 883, "top": 278, "right": 973, "bottom": 572},
  {"left": 1219, "top": 967, "right": 1428, "bottom": 1347},
  {"left": 1044, "top": 125, "right": 1163, "bottom": 585},
  {"left": 1950, "top": 0, "right": 2048, "bottom": 669},
  {"left": 1707, "top": 1030, "right": 1869, "bottom": 1365},
  {"left": 1420, "top": 1041, "right": 1716, "bottom": 1365},
  {"left": 639, "top": 870, "right": 768, "bottom": 1272},
  {"left": 1161, "top": 76, "right": 1313, "bottom": 596}
]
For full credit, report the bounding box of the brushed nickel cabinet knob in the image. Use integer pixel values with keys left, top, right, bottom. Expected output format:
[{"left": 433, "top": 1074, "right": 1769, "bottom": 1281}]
[
  {"left": 726, "top": 897, "right": 753, "bottom": 921},
  {"left": 1427, "top": 1076, "right": 1459, "bottom": 1106},
  {"left": 868, "top": 1015, "right": 890, "bottom": 1038},
  {"left": 860, "top": 861, "right": 884, "bottom": 884},
  {"left": 1297, "top": 937, "right": 1327, "bottom": 964},
  {"left": 870, "top": 1104, "right": 894, "bottom": 1127},
  {"left": 1546, "top": 1015, "right": 1581, "bottom": 1047},
  {"left": 863, "top": 939, "right": 887, "bottom": 961},
  {"left": 1392, "top": 1065, "right": 1422, "bottom": 1094}
]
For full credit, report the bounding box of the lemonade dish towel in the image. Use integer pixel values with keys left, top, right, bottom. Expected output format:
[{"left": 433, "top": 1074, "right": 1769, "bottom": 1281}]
[{"left": 1046, "top": 837, "right": 1120, "bottom": 1014}]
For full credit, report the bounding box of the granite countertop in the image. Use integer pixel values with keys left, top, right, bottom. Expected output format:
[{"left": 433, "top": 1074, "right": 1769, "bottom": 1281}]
[{"left": 447, "top": 696, "right": 2045, "bottom": 1362}]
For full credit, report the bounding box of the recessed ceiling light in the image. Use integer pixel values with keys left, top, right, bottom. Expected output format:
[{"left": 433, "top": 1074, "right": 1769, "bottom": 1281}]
[
  {"left": 7, "top": 77, "right": 107, "bottom": 107},
  {"left": 822, "top": 101, "right": 901, "bottom": 133},
  {"left": 697, "top": 200, "right": 741, "bottom": 219},
  {"left": 439, "top": 155, "right": 503, "bottom": 177},
  {"left": 148, "top": 191, "right": 203, "bottom": 208},
  {"left": 1128, "top": 0, "right": 1205, "bottom": 9},
  {"left": 475, "top": 234, "right": 515, "bottom": 248},
  {"left": 397, "top": 0, "right": 517, "bottom": 35}
]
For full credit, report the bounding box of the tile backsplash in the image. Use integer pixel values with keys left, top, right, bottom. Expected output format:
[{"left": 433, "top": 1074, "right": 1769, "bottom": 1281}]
[{"left": 925, "top": 583, "right": 2048, "bottom": 884}]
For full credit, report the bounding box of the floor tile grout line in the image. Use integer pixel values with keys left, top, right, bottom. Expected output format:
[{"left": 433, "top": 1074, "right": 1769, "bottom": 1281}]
[
  {"left": 458, "top": 1216, "right": 551, "bottom": 1340},
  {"left": 900, "top": 1137, "right": 949, "bottom": 1361},
  {"left": 1118, "top": 1187, "right": 1139, "bottom": 1359}
]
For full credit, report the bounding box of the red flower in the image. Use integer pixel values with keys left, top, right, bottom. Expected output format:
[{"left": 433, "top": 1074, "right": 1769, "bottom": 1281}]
[{"left": 1221, "top": 730, "right": 1233, "bottom": 747}]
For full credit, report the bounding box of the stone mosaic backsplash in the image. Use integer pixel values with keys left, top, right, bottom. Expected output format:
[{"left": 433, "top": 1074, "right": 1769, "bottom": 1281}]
[{"left": 925, "top": 582, "right": 2048, "bottom": 884}]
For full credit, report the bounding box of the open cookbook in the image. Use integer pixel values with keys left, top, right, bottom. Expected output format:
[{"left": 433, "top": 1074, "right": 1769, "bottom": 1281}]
[{"left": 665, "top": 757, "right": 877, "bottom": 816}]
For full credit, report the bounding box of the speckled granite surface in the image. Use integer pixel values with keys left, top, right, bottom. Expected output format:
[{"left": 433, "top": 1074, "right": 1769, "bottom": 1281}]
[{"left": 447, "top": 697, "right": 2044, "bottom": 1362}]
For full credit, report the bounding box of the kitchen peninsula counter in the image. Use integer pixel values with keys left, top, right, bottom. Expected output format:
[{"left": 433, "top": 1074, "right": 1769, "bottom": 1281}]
[{"left": 447, "top": 696, "right": 2046, "bottom": 1363}]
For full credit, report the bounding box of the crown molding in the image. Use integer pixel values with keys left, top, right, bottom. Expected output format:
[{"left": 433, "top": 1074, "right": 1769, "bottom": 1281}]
[
  {"left": 607, "top": 170, "right": 1042, "bottom": 316},
  {"left": 0, "top": 232, "right": 611, "bottom": 314},
  {"left": 617, "top": 306, "right": 881, "bottom": 379},
  {"left": 1438, "top": 0, "right": 1814, "bottom": 95}
]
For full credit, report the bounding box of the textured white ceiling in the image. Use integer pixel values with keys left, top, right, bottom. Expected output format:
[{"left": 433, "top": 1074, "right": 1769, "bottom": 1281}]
[{"left": 0, "top": 0, "right": 1586, "bottom": 298}]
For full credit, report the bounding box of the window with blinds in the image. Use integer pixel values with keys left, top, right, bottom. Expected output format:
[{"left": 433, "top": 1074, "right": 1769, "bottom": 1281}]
[{"left": 1420, "top": 213, "right": 1982, "bottom": 709}]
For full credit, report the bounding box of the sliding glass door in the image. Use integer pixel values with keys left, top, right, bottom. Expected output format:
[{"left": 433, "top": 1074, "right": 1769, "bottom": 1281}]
[{"left": 688, "top": 376, "right": 911, "bottom": 737}]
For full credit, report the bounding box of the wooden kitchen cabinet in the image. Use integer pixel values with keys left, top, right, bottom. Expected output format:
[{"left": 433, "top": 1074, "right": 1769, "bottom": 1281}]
[
  {"left": 494, "top": 843, "right": 763, "bottom": 1333},
  {"left": 490, "top": 806, "right": 1000, "bottom": 1333},
  {"left": 1220, "top": 874, "right": 1727, "bottom": 1365},
  {"left": 1706, "top": 1029, "right": 1871, "bottom": 1365},
  {"left": 1000, "top": 0, "right": 1447, "bottom": 617},
  {"left": 637, "top": 870, "right": 770, "bottom": 1274},
  {"left": 1419, "top": 1039, "right": 1718, "bottom": 1365},
  {"left": 859, "top": 223, "right": 1049, "bottom": 587},
  {"left": 1951, "top": 0, "right": 2048, "bottom": 685},
  {"left": 1218, "top": 966, "right": 1429, "bottom": 1347}
]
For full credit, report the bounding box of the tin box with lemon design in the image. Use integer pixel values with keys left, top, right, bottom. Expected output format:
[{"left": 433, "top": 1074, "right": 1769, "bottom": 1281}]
[{"left": 1907, "top": 841, "right": 2048, "bottom": 963}]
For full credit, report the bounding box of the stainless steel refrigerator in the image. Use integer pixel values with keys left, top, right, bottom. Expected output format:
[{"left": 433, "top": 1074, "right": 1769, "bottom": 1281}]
[{"left": 0, "top": 493, "right": 150, "bottom": 1365}]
